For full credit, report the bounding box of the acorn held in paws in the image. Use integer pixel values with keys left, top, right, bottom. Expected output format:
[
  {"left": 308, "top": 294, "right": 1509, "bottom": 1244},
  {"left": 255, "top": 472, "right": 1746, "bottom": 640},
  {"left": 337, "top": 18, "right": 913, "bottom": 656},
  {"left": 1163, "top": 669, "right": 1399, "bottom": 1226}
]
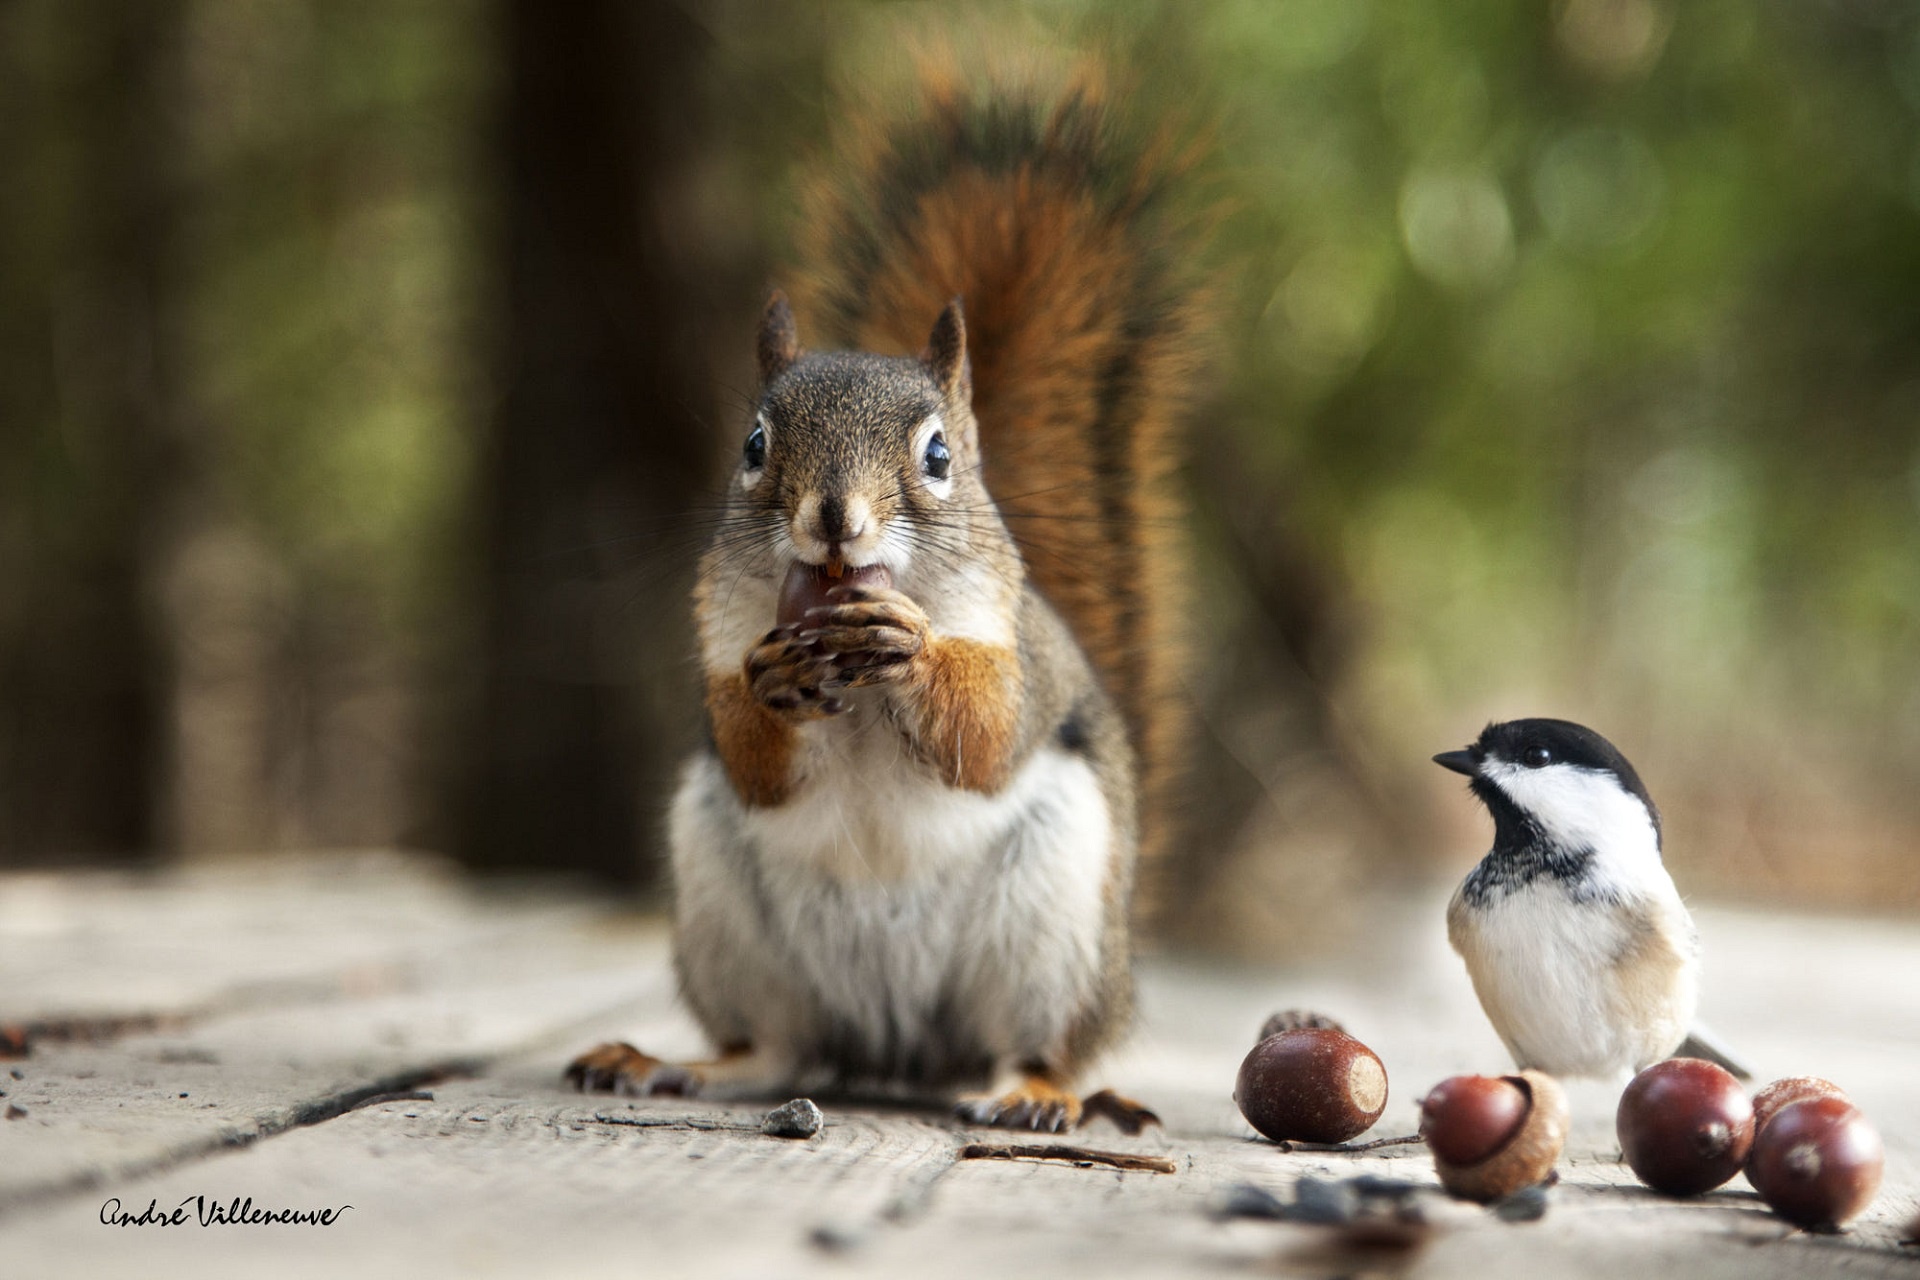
[
  {"left": 777, "top": 561, "right": 893, "bottom": 628},
  {"left": 1235, "top": 1025, "right": 1387, "bottom": 1144}
]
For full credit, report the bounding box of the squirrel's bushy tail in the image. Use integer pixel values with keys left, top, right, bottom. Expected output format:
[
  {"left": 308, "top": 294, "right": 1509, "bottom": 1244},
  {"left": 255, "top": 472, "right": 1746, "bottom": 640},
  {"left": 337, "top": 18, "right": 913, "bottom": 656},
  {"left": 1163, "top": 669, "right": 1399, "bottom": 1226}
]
[{"left": 791, "top": 60, "right": 1209, "bottom": 882}]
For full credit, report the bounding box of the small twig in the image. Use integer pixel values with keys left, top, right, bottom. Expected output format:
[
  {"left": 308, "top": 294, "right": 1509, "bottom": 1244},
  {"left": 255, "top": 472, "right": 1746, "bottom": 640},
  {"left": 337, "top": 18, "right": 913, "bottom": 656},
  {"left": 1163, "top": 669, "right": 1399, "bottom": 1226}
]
[
  {"left": 590, "top": 1113, "right": 761, "bottom": 1133},
  {"left": 958, "top": 1142, "right": 1177, "bottom": 1174},
  {"left": 1267, "top": 1132, "right": 1426, "bottom": 1154}
]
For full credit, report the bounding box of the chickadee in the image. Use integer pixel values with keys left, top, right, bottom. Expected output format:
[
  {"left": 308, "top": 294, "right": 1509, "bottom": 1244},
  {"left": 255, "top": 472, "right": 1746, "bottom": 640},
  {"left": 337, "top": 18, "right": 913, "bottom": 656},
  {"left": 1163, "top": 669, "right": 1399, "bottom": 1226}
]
[{"left": 1435, "top": 718, "right": 1746, "bottom": 1081}]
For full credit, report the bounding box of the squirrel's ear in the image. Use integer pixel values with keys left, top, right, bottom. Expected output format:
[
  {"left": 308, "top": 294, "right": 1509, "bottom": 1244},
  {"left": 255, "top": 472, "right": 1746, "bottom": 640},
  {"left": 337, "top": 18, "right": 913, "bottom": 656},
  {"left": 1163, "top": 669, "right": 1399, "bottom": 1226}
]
[
  {"left": 921, "top": 298, "right": 971, "bottom": 402},
  {"left": 758, "top": 290, "right": 800, "bottom": 385}
]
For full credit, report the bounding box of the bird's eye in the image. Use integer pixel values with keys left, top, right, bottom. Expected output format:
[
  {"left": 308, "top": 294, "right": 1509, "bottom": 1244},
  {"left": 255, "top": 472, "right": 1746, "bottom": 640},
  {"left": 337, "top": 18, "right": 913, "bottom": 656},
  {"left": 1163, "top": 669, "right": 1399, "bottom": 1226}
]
[
  {"left": 743, "top": 425, "right": 767, "bottom": 470},
  {"left": 922, "top": 432, "right": 950, "bottom": 481},
  {"left": 1522, "top": 744, "right": 1552, "bottom": 768}
]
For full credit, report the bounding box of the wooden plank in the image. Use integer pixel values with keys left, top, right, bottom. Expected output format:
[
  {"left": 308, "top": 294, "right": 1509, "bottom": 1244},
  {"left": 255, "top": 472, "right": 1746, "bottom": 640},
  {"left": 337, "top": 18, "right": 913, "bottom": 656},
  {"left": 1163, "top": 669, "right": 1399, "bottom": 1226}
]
[
  {"left": 6, "top": 1060, "right": 1913, "bottom": 1280},
  {"left": 0, "top": 863, "right": 1915, "bottom": 1278},
  {"left": 0, "top": 857, "right": 679, "bottom": 1209}
]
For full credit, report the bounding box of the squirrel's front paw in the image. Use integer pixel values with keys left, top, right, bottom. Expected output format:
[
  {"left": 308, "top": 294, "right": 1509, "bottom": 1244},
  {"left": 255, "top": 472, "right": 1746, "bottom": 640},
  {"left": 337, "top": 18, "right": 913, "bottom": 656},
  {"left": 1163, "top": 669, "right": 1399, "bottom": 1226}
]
[
  {"left": 745, "top": 626, "right": 847, "bottom": 719},
  {"left": 802, "top": 586, "right": 930, "bottom": 689},
  {"left": 565, "top": 1042, "right": 701, "bottom": 1096}
]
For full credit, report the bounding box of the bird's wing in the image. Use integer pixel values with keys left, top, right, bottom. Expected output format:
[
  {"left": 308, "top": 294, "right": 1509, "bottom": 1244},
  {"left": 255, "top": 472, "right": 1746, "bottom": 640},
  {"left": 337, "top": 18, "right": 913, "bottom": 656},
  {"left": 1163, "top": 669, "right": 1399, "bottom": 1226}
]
[{"left": 1444, "top": 881, "right": 1471, "bottom": 956}]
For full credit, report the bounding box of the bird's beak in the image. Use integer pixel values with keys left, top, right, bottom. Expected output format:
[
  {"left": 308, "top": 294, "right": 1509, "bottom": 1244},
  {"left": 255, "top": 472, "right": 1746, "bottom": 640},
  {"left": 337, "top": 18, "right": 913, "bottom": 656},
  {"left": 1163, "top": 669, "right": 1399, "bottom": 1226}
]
[{"left": 1433, "top": 749, "right": 1478, "bottom": 777}]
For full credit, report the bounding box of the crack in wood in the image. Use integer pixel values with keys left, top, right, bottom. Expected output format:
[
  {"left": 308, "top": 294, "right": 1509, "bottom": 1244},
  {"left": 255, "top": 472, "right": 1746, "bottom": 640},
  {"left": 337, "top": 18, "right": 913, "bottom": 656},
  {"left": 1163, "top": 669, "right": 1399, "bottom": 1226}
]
[
  {"left": 0, "top": 969, "right": 422, "bottom": 1059},
  {"left": 0, "top": 1058, "right": 481, "bottom": 1221}
]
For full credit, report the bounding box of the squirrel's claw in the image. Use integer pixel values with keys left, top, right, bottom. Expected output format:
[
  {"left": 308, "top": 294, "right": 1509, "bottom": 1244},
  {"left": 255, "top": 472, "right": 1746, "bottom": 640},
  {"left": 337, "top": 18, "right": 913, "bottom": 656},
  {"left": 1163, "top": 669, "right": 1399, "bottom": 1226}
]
[
  {"left": 1078, "top": 1088, "right": 1162, "bottom": 1136},
  {"left": 803, "top": 624, "right": 921, "bottom": 659},
  {"left": 955, "top": 1076, "right": 1084, "bottom": 1133},
  {"left": 565, "top": 1042, "right": 703, "bottom": 1097},
  {"left": 799, "top": 595, "right": 929, "bottom": 683},
  {"left": 746, "top": 630, "right": 846, "bottom": 718}
]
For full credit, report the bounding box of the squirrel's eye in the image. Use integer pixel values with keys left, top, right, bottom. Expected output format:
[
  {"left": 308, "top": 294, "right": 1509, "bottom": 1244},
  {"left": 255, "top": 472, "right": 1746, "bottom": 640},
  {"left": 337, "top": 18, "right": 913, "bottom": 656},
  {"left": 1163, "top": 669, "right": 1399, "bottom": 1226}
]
[
  {"left": 1522, "top": 744, "right": 1552, "bottom": 769},
  {"left": 923, "top": 432, "right": 950, "bottom": 481},
  {"left": 743, "top": 426, "right": 767, "bottom": 470}
]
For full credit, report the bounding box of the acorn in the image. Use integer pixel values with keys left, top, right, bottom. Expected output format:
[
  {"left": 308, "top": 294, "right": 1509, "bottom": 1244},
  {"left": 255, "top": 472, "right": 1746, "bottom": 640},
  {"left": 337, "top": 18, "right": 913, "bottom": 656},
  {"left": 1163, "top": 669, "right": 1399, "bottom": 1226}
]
[
  {"left": 1421, "top": 1070, "right": 1569, "bottom": 1203},
  {"left": 1616, "top": 1058, "right": 1753, "bottom": 1196},
  {"left": 776, "top": 561, "right": 893, "bottom": 629},
  {"left": 1420, "top": 1074, "right": 1529, "bottom": 1166},
  {"left": 1750, "top": 1076, "right": 1846, "bottom": 1136},
  {"left": 1746, "top": 1095, "right": 1883, "bottom": 1231},
  {"left": 1234, "top": 1026, "right": 1388, "bottom": 1144}
]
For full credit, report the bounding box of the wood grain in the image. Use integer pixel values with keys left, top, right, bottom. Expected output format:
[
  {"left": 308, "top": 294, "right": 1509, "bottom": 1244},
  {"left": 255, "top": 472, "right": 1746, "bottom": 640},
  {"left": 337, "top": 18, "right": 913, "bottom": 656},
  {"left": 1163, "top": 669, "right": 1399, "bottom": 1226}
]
[{"left": 0, "top": 857, "right": 1915, "bottom": 1278}]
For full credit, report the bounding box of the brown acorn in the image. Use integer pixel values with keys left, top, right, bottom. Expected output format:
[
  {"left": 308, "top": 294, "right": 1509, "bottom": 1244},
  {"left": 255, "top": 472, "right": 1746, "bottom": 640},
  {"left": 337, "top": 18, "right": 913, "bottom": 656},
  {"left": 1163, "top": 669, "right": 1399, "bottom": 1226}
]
[
  {"left": 1616, "top": 1058, "right": 1753, "bottom": 1196},
  {"left": 1747, "top": 1096, "right": 1883, "bottom": 1231},
  {"left": 776, "top": 561, "right": 892, "bottom": 628},
  {"left": 1419, "top": 1074, "right": 1529, "bottom": 1165},
  {"left": 1234, "top": 1026, "right": 1388, "bottom": 1144},
  {"left": 1423, "top": 1070, "right": 1569, "bottom": 1203}
]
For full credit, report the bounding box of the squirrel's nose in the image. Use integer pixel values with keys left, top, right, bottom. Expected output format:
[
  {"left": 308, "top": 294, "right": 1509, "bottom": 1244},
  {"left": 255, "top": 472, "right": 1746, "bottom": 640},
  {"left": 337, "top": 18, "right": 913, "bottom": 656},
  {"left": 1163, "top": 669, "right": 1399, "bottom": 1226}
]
[
  {"left": 814, "top": 494, "right": 870, "bottom": 547},
  {"left": 819, "top": 495, "right": 849, "bottom": 542}
]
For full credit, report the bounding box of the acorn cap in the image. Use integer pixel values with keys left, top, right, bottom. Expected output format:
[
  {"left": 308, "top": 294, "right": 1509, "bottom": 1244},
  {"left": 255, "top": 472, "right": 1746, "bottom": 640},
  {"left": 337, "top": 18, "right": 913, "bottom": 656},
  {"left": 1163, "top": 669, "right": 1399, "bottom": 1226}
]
[
  {"left": 1434, "top": 1070, "right": 1570, "bottom": 1204},
  {"left": 1750, "top": 1076, "right": 1847, "bottom": 1139}
]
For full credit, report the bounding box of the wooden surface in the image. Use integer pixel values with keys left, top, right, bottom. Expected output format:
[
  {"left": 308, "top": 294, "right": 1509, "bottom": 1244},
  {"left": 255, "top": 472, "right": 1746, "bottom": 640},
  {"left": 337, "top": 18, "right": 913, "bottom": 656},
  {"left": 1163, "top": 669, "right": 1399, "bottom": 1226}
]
[{"left": 1, "top": 854, "right": 1916, "bottom": 1278}]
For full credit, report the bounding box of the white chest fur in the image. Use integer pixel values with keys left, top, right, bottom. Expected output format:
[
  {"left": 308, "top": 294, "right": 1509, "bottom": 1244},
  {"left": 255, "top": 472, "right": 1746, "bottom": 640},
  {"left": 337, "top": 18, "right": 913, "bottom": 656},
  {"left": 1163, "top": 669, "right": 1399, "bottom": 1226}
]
[
  {"left": 741, "top": 702, "right": 1032, "bottom": 881},
  {"left": 1450, "top": 877, "right": 1698, "bottom": 1078},
  {"left": 718, "top": 717, "right": 1113, "bottom": 1077}
]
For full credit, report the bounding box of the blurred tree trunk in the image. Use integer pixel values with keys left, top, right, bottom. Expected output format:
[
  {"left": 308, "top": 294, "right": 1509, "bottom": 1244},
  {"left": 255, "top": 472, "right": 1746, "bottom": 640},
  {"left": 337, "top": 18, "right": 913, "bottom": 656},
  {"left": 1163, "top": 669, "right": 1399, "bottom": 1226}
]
[
  {"left": 0, "top": 2, "right": 186, "bottom": 866},
  {"left": 1159, "top": 420, "right": 1401, "bottom": 954},
  {"left": 448, "top": 0, "right": 737, "bottom": 886}
]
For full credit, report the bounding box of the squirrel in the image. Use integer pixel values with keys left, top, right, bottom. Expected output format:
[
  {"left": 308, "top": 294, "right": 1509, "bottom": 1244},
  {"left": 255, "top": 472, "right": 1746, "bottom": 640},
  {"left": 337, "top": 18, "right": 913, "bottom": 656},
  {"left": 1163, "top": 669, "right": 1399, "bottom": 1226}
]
[{"left": 566, "top": 63, "right": 1205, "bottom": 1133}]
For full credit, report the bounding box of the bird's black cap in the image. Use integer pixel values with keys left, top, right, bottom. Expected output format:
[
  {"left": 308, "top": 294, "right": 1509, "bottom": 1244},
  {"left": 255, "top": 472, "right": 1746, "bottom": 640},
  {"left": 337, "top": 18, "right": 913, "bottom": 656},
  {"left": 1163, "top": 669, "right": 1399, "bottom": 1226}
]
[{"left": 1434, "top": 717, "right": 1661, "bottom": 836}]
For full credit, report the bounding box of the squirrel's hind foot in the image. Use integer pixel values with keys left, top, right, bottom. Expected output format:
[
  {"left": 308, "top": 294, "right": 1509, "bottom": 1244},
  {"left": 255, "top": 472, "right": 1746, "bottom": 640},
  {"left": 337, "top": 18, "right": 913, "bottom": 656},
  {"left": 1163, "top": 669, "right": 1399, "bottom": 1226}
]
[
  {"left": 1078, "top": 1088, "right": 1162, "bottom": 1136},
  {"left": 954, "top": 1077, "right": 1164, "bottom": 1135},
  {"left": 564, "top": 1042, "right": 700, "bottom": 1097},
  {"left": 956, "top": 1074, "right": 1081, "bottom": 1132}
]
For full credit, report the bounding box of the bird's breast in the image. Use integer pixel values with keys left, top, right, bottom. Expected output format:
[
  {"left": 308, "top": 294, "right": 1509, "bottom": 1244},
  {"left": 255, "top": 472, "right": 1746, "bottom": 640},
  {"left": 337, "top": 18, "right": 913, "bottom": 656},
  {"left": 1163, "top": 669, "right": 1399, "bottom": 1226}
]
[{"left": 1452, "top": 882, "right": 1693, "bottom": 1078}]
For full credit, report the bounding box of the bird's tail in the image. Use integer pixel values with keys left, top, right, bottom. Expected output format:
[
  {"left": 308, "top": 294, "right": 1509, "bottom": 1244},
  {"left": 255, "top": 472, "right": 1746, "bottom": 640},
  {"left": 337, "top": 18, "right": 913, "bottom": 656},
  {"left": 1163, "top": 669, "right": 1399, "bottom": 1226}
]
[{"left": 1674, "top": 1023, "right": 1752, "bottom": 1080}]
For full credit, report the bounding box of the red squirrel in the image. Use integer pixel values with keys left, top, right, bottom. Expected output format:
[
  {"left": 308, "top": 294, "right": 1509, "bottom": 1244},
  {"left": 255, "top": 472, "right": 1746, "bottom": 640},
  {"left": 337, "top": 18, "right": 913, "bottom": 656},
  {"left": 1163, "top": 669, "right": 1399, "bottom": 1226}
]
[{"left": 569, "top": 63, "right": 1205, "bottom": 1132}]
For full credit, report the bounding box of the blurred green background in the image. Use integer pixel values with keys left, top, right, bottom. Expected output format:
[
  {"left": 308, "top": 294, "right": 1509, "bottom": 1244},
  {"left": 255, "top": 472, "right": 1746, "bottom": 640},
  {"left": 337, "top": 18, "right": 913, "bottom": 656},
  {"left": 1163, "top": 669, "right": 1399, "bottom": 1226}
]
[{"left": 3, "top": 0, "right": 1916, "bottom": 952}]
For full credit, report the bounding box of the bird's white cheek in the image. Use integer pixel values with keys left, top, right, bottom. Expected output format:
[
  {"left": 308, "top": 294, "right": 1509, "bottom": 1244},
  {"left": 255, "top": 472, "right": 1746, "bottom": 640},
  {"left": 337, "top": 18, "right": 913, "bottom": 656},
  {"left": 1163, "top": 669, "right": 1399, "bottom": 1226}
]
[{"left": 1482, "top": 761, "right": 1665, "bottom": 881}]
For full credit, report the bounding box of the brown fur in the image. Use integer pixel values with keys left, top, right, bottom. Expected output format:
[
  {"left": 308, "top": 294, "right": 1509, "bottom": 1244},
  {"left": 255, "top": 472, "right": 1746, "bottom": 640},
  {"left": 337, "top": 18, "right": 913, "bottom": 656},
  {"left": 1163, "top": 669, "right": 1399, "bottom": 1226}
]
[
  {"left": 705, "top": 671, "right": 797, "bottom": 808},
  {"left": 790, "top": 64, "right": 1208, "bottom": 888},
  {"left": 897, "top": 635, "right": 1025, "bottom": 792}
]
